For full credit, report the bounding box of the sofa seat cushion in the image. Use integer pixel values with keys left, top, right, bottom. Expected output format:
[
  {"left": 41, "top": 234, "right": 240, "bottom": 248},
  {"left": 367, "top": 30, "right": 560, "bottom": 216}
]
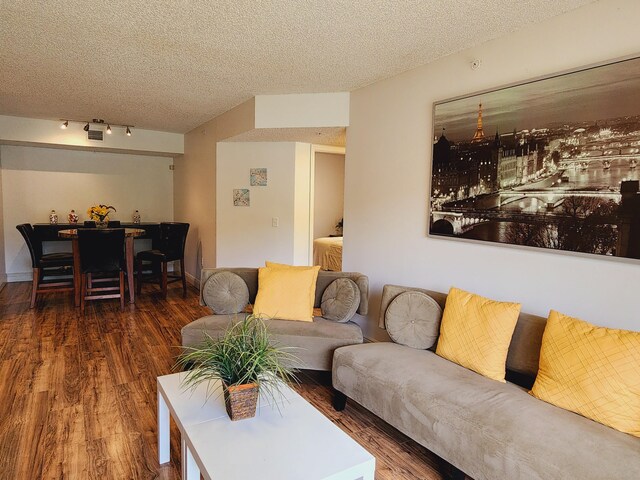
[
  {"left": 182, "top": 314, "right": 363, "bottom": 371},
  {"left": 333, "top": 343, "right": 640, "bottom": 480}
]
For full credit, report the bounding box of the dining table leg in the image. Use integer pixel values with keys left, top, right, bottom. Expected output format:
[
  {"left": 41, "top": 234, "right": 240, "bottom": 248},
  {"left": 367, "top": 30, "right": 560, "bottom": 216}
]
[
  {"left": 72, "top": 238, "right": 81, "bottom": 307},
  {"left": 126, "top": 236, "right": 135, "bottom": 304}
]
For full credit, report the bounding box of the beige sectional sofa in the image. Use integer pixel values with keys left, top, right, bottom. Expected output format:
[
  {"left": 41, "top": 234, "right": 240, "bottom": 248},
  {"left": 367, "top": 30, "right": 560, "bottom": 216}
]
[
  {"left": 332, "top": 285, "right": 640, "bottom": 480},
  {"left": 181, "top": 267, "right": 369, "bottom": 371}
]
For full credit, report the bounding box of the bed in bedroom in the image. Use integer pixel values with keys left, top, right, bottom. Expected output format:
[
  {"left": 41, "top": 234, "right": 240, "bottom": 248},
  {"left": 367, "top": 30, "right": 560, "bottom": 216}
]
[{"left": 313, "top": 236, "right": 343, "bottom": 271}]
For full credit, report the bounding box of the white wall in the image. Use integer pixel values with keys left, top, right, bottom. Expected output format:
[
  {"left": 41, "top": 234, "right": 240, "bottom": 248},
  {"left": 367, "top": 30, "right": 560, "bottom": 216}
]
[
  {"left": 313, "top": 152, "right": 345, "bottom": 239},
  {"left": 0, "top": 115, "right": 183, "bottom": 156},
  {"left": 3, "top": 145, "right": 174, "bottom": 279},
  {"left": 255, "top": 93, "right": 349, "bottom": 129},
  {"left": 293, "top": 143, "right": 312, "bottom": 265},
  {"left": 345, "top": 0, "right": 640, "bottom": 340},
  {"left": 216, "top": 142, "right": 309, "bottom": 267}
]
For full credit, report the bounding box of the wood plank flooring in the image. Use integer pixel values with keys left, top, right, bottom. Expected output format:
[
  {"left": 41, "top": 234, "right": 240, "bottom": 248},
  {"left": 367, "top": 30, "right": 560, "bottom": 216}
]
[{"left": 0, "top": 281, "right": 452, "bottom": 480}]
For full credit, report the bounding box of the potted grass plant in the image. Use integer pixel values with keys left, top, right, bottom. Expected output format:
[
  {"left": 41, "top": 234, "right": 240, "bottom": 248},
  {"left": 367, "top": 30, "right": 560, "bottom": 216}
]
[{"left": 175, "top": 314, "right": 299, "bottom": 421}]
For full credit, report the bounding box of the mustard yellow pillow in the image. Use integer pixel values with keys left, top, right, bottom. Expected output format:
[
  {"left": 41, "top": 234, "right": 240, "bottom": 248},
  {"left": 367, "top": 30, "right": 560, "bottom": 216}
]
[
  {"left": 435, "top": 287, "right": 521, "bottom": 382},
  {"left": 530, "top": 310, "right": 640, "bottom": 437},
  {"left": 253, "top": 264, "right": 320, "bottom": 322},
  {"left": 265, "top": 261, "right": 318, "bottom": 308}
]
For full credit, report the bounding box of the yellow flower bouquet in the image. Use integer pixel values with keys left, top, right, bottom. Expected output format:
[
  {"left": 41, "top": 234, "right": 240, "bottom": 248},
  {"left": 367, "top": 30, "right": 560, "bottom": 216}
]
[{"left": 87, "top": 204, "right": 117, "bottom": 222}]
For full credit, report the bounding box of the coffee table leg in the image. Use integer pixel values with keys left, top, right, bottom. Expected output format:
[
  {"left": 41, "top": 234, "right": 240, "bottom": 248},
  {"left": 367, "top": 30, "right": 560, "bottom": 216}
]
[
  {"left": 158, "top": 390, "right": 170, "bottom": 464},
  {"left": 182, "top": 437, "right": 200, "bottom": 480}
]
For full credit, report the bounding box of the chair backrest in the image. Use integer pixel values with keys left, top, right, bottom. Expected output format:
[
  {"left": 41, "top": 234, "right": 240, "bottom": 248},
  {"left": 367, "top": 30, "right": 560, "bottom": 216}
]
[
  {"left": 16, "top": 223, "right": 41, "bottom": 268},
  {"left": 77, "top": 228, "right": 125, "bottom": 273},
  {"left": 84, "top": 221, "right": 96, "bottom": 227},
  {"left": 157, "top": 222, "right": 189, "bottom": 262}
]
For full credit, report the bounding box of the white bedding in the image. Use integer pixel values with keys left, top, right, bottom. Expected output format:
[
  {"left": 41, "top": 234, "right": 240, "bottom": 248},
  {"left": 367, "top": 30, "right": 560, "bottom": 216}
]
[{"left": 313, "top": 237, "right": 343, "bottom": 271}]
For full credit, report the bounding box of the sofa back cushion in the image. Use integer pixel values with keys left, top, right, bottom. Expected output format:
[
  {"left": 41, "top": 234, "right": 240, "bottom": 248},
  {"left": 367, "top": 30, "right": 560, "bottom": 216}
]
[
  {"left": 379, "top": 284, "right": 547, "bottom": 381},
  {"left": 202, "top": 271, "right": 250, "bottom": 314},
  {"left": 200, "top": 268, "right": 369, "bottom": 316}
]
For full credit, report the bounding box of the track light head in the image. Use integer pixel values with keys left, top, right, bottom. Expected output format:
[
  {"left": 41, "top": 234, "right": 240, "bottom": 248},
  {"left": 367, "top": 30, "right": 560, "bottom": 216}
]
[
  {"left": 61, "top": 120, "right": 68, "bottom": 129},
  {"left": 83, "top": 122, "right": 90, "bottom": 132},
  {"left": 126, "top": 126, "right": 131, "bottom": 136},
  {"left": 106, "top": 124, "right": 112, "bottom": 134}
]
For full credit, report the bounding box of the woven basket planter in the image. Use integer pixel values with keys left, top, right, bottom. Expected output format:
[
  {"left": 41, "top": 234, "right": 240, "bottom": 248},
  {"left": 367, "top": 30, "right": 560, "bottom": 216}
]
[{"left": 223, "top": 382, "right": 259, "bottom": 421}]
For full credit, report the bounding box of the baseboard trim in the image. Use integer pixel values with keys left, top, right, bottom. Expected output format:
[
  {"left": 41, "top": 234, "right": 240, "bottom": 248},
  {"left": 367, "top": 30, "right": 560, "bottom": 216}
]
[
  {"left": 185, "top": 272, "right": 200, "bottom": 289},
  {"left": 6, "top": 272, "right": 32, "bottom": 283}
]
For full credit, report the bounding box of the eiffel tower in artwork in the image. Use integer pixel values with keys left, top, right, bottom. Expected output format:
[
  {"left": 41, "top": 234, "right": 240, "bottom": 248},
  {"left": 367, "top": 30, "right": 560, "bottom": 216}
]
[{"left": 471, "top": 102, "right": 486, "bottom": 142}]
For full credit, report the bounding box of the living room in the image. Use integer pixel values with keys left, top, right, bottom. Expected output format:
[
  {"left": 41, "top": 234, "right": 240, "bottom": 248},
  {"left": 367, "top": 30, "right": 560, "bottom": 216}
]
[{"left": 1, "top": 0, "right": 639, "bottom": 478}]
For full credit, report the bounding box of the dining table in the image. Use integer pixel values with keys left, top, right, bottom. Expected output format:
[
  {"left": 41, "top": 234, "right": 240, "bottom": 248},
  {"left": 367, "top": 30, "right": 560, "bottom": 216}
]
[{"left": 58, "top": 228, "right": 146, "bottom": 306}]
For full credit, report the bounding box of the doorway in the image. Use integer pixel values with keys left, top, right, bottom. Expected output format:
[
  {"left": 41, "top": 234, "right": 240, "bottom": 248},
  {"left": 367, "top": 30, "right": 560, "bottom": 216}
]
[{"left": 309, "top": 146, "right": 345, "bottom": 270}]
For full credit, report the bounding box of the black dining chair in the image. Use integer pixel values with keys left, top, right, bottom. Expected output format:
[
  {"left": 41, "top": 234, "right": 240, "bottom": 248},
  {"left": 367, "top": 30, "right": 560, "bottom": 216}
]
[
  {"left": 136, "top": 222, "right": 189, "bottom": 299},
  {"left": 77, "top": 228, "right": 126, "bottom": 312},
  {"left": 16, "top": 223, "right": 75, "bottom": 308}
]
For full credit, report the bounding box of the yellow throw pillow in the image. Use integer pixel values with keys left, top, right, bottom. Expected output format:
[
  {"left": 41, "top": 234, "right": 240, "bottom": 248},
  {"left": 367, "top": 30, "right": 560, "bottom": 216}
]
[
  {"left": 530, "top": 310, "right": 640, "bottom": 437},
  {"left": 253, "top": 264, "right": 320, "bottom": 322},
  {"left": 265, "top": 261, "right": 318, "bottom": 308},
  {"left": 435, "top": 287, "right": 521, "bottom": 382}
]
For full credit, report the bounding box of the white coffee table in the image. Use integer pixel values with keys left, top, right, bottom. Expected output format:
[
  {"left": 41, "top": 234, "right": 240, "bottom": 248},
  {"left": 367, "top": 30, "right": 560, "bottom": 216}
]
[{"left": 157, "top": 372, "right": 375, "bottom": 480}]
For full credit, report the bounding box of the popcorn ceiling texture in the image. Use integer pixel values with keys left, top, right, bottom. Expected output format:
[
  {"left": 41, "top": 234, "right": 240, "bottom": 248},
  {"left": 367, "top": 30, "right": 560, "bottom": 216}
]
[{"left": 0, "top": 0, "right": 594, "bottom": 133}]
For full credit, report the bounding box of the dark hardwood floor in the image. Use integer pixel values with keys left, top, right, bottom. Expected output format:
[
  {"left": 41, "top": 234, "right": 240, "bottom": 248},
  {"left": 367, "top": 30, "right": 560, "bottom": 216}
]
[{"left": 0, "top": 281, "right": 449, "bottom": 480}]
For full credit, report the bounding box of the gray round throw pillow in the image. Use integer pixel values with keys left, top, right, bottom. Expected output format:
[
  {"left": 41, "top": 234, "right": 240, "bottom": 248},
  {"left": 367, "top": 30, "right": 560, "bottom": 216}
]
[
  {"left": 321, "top": 278, "right": 361, "bottom": 323},
  {"left": 202, "top": 271, "right": 250, "bottom": 314},
  {"left": 385, "top": 291, "right": 442, "bottom": 349}
]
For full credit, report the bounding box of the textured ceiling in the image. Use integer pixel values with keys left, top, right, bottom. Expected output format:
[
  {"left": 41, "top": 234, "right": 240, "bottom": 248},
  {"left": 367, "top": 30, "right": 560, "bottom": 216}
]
[{"left": 1, "top": 0, "right": 595, "bottom": 134}]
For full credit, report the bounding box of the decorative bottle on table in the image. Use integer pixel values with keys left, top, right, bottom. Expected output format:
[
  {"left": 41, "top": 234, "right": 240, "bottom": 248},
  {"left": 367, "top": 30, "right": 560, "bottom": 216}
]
[
  {"left": 49, "top": 210, "right": 58, "bottom": 224},
  {"left": 132, "top": 210, "right": 141, "bottom": 224},
  {"left": 68, "top": 209, "right": 79, "bottom": 225}
]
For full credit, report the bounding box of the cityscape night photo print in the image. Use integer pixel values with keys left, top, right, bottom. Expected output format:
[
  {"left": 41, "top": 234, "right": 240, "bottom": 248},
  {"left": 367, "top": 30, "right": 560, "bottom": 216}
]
[{"left": 429, "top": 56, "right": 640, "bottom": 261}]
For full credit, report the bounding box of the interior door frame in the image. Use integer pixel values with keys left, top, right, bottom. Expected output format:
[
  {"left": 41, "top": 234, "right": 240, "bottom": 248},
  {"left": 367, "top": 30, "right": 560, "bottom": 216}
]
[{"left": 308, "top": 144, "right": 346, "bottom": 265}]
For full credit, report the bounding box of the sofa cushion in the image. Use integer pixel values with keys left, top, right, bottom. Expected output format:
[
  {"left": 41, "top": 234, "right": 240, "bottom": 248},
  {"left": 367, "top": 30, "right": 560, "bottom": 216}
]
[
  {"left": 321, "top": 278, "right": 360, "bottom": 323},
  {"left": 436, "top": 287, "right": 521, "bottom": 382},
  {"left": 531, "top": 310, "right": 640, "bottom": 437},
  {"left": 333, "top": 343, "right": 640, "bottom": 480},
  {"left": 182, "top": 314, "right": 363, "bottom": 371},
  {"left": 378, "top": 284, "right": 547, "bottom": 381},
  {"left": 265, "top": 262, "right": 319, "bottom": 312},
  {"left": 253, "top": 265, "right": 320, "bottom": 322},
  {"left": 385, "top": 291, "right": 441, "bottom": 349},
  {"left": 201, "top": 271, "right": 249, "bottom": 314},
  {"left": 200, "top": 268, "right": 369, "bottom": 315}
]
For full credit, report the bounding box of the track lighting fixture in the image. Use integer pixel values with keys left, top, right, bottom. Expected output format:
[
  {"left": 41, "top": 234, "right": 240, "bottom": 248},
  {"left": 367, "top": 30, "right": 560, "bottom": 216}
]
[{"left": 59, "top": 119, "right": 134, "bottom": 137}]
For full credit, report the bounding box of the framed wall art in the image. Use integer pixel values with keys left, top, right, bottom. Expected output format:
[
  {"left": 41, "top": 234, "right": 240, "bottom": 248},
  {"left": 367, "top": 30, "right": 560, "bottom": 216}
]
[
  {"left": 233, "top": 188, "right": 250, "bottom": 207},
  {"left": 429, "top": 56, "right": 640, "bottom": 261},
  {"left": 250, "top": 168, "right": 267, "bottom": 186}
]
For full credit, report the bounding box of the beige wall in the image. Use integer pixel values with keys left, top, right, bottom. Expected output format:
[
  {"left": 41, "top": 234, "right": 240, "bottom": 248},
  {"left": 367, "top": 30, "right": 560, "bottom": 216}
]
[
  {"left": 0, "top": 148, "right": 5, "bottom": 284},
  {"left": 216, "top": 142, "right": 298, "bottom": 267},
  {"left": 175, "top": 99, "right": 256, "bottom": 284},
  {"left": 345, "top": 0, "right": 640, "bottom": 340},
  {"left": 3, "top": 145, "right": 173, "bottom": 280},
  {"left": 174, "top": 118, "right": 217, "bottom": 285}
]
